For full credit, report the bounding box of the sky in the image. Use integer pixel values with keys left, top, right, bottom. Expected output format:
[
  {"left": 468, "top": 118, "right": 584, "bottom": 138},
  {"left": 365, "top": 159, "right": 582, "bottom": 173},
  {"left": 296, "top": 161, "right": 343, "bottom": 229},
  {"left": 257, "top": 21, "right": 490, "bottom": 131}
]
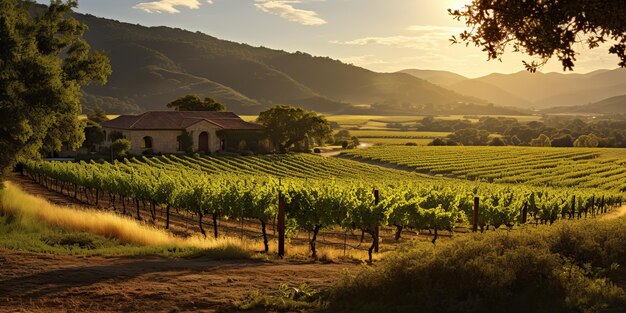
[{"left": 38, "top": 0, "right": 620, "bottom": 78}]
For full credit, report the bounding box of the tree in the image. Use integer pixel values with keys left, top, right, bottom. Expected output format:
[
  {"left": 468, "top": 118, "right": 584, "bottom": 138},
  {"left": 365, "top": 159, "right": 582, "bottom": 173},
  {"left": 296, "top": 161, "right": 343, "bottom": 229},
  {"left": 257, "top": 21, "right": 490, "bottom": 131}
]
[
  {"left": 449, "top": 0, "right": 626, "bottom": 72},
  {"left": 447, "top": 128, "right": 490, "bottom": 146},
  {"left": 489, "top": 137, "right": 506, "bottom": 146},
  {"left": 574, "top": 134, "right": 600, "bottom": 147},
  {"left": 257, "top": 105, "right": 333, "bottom": 153},
  {"left": 111, "top": 139, "right": 131, "bottom": 159},
  {"left": 551, "top": 135, "right": 574, "bottom": 147},
  {"left": 88, "top": 107, "right": 109, "bottom": 124},
  {"left": 530, "top": 134, "right": 552, "bottom": 147},
  {"left": 0, "top": 0, "right": 111, "bottom": 185},
  {"left": 83, "top": 120, "right": 106, "bottom": 152},
  {"left": 166, "top": 94, "right": 226, "bottom": 111}
]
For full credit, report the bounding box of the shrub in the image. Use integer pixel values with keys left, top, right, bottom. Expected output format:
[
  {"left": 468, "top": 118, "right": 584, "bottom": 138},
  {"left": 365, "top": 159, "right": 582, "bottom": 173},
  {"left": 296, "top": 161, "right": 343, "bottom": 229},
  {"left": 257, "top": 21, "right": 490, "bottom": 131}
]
[
  {"left": 327, "top": 218, "right": 626, "bottom": 313},
  {"left": 110, "top": 139, "right": 131, "bottom": 159},
  {"left": 142, "top": 149, "right": 155, "bottom": 156},
  {"left": 313, "top": 148, "right": 321, "bottom": 153}
]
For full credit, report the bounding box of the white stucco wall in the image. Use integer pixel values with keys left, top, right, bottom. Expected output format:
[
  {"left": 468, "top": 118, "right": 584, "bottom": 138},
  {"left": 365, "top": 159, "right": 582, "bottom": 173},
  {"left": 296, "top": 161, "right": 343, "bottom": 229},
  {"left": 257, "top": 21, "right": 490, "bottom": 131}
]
[
  {"left": 102, "top": 120, "right": 224, "bottom": 154},
  {"left": 102, "top": 128, "right": 186, "bottom": 154},
  {"left": 185, "top": 121, "right": 223, "bottom": 153}
]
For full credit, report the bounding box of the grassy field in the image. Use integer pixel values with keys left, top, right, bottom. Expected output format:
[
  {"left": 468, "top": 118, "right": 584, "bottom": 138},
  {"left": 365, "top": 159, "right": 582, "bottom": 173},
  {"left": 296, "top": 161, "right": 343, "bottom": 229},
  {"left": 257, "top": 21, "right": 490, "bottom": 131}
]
[
  {"left": 343, "top": 146, "right": 626, "bottom": 191},
  {"left": 357, "top": 138, "right": 434, "bottom": 146},
  {"left": 346, "top": 130, "right": 451, "bottom": 138}
]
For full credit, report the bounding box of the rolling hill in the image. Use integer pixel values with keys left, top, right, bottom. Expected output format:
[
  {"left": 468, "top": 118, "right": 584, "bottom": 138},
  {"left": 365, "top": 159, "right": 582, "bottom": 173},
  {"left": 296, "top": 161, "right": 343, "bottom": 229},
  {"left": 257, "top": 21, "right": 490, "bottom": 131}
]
[
  {"left": 401, "top": 69, "right": 536, "bottom": 109},
  {"left": 401, "top": 68, "right": 626, "bottom": 111},
  {"left": 71, "top": 12, "right": 523, "bottom": 116},
  {"left": 543, "top": 95, "right": 626, "bottom": 114}
]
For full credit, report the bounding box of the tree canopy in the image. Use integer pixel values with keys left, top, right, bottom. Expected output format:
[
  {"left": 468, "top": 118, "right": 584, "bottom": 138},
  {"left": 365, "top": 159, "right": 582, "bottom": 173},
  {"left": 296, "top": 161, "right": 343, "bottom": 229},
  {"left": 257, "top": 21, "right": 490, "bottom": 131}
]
[
  {"left": 0, "top": 0, "right": 111, "bottom": 184},
  {"left": 166, "top": 94, "right": 226, "bottom": 112},
  {"left": 257, "top": 105, "right": 333, "bottom": 153},
  {"left": 449, "top": 0, "right": 626, "bottom": 72}
]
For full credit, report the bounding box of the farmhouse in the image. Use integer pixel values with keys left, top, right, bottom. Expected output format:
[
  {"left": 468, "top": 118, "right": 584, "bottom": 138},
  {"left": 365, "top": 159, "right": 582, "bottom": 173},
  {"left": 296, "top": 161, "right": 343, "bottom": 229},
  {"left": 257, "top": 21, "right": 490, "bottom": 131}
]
[{"left": 100, "top": 111, "right": 269, "bottom": 155}]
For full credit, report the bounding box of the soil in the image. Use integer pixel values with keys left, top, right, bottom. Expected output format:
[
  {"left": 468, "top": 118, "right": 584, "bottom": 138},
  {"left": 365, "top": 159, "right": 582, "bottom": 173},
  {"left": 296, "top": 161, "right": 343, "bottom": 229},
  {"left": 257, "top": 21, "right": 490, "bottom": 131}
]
[{"left": 0, "top": 249, "right": 359, "bottom": 312}]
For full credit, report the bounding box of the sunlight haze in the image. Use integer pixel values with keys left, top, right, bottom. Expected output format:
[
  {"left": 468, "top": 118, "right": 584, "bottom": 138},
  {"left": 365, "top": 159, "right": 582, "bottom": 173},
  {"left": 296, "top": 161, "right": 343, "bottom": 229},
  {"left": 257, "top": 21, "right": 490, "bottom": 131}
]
[{"left": 35, "top": 0, "right": 619, "bottom": 77}]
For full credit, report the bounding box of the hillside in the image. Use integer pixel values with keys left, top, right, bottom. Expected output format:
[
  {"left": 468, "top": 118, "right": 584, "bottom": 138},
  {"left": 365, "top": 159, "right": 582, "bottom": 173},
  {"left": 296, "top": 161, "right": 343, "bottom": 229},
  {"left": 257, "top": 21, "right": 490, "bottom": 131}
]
[
  {"left": 475, "top": 69, "right": 626, "bottom": 108},
  {"left": 398, "top": 69, "right": 468, "bottom": 86},
  {"left": 401, "top": 69, "right": 537, "bottom": 108},
  {"left": 401, "top": 68, "right": 626, "bottom": 110},
  {"left": 543, "top": 95, "right": 626, "bottom": 114},
  {"left": 68, "top": 13, "right": 524, "bottom": 116}
]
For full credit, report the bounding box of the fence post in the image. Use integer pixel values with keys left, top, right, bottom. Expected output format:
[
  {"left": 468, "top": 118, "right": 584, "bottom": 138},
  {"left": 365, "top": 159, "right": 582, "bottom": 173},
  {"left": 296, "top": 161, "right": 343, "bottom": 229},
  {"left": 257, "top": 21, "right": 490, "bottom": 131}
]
[
  {"left": 278, "top": 192, "right": 286, "bottom": 259},
  {"left": 374, "top": 189, "right": 380, "bottom": 253},
  {"left": 472, "top": 197, "right": 479, "bottom": 232},
  {"left": 522, "top": 201, "right": 528, "bottom": 224}
]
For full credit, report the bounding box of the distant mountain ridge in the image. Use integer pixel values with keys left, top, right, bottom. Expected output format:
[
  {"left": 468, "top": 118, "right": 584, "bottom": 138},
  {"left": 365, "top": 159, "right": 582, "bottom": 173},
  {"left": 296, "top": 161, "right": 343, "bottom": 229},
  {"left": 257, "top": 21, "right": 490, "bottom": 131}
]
[
  {"left": 543, "top": 95, "right": 626, "bottom": 114},
  {"left": 70, "top": 12, "right": 526, "bottom": 116},
  {"left": 401, "top": 68, "right": 626, "bottom": 111}
]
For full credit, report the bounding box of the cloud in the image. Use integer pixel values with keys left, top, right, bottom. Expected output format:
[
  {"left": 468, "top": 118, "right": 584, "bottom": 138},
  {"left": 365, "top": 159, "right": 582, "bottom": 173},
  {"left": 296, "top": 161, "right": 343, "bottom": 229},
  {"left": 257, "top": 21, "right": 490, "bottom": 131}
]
[
  {"left": 341, "top": 55, "right": 389, "bottom": 66},
  {"left": 332, "top": 25, "right": 464, "bottom": 51},
  {"left": 133, "top": 0, "right": 213, "bottom": 14},
  {"left": 254, "top": 0, "right": 327, "bottom": 26}
]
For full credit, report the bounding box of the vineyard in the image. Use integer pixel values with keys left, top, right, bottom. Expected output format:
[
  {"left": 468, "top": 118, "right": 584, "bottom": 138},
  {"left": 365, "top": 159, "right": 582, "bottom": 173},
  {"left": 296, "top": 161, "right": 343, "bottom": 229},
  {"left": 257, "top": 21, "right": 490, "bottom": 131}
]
[
  {"left": 21, "top": 152, "right": 624, "bottom": 262},
  {"left": 343, "top": 146, "right": 626, "bottom": 191}
]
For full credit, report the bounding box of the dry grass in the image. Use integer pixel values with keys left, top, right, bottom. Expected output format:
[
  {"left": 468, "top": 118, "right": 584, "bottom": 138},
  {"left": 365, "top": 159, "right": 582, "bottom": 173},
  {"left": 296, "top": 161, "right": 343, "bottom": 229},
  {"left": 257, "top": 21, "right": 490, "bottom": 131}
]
[
  {"left": 0, "top": 182, "right": 249, "bottom": 253},
  {"left": 0, "top": 182, "right": 378, "bottom": 262}
]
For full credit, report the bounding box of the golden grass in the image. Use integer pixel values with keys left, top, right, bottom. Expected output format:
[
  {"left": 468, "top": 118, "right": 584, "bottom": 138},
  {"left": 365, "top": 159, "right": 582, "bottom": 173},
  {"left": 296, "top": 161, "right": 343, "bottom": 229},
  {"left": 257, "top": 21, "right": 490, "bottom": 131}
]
[
  {"left": 0, "top": 182, "right": 379, "bottom": 262},
  {"left": 0, "top": 182, "right": 249, "bottom": 252}
]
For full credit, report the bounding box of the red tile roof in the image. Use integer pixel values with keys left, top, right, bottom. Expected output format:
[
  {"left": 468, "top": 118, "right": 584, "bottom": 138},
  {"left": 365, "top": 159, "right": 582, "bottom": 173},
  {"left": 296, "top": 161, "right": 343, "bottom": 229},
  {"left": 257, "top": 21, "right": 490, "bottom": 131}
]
[{"left": 101, "top": 111, "right": 265, "bottom": 131}]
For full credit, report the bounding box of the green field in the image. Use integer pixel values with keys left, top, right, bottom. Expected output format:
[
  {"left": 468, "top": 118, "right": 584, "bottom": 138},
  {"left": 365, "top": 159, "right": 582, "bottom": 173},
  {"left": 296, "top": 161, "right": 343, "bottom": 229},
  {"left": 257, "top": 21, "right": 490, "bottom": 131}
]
[
  {"left": 346, "top": 130, "right": 451, "bottom": 138},
  {"left": 357, "top": 138, "right": 434, "bottom": 146},
  {"left": 343, "top": 146, "right": 626, "bottom": 191}
]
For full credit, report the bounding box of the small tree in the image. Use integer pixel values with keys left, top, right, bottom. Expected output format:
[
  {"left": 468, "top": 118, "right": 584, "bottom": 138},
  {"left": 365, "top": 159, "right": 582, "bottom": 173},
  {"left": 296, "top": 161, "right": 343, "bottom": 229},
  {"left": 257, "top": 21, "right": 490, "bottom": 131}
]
[
  {"left": 111, "top": 139, "right": 131, "bottom": 159},
  {"left": 489, "top": 137, "right": 506, "bottom": 146},
  {"left": 167, "top": 94, "right": 226, "bottom": 111},
  {"left": 552, "top": 135, "right": 574, "bottom": 147},
  {"left": 83, "top": 120, "right": 106, "bottom": 152},
  {"left": 574, "top": 134, "right": 600, "bottom": 147},
  {"left": 530, "top": 134, "right": 552, "bottom": 147},
  {"left": 257, "top": 105, "right": 333, "bottom": 153},
  {"left": 177, "top": 132, "right": 194, "bottom": 154}
]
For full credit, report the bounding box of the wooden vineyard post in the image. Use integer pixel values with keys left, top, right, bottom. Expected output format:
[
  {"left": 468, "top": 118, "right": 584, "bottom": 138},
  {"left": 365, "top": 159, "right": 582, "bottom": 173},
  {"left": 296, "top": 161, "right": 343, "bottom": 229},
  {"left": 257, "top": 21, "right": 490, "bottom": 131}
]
[
  {"left": 278, "top": 192, "right": 286, "bottom": 259},
  {"left": 373, "top": 189, "right": 380, "bottom": 253},
  {"left": 343, "top": 231, "right": 347, "bottom": 257},
  {"left": 521, "top": 201, "right": 528, "bottom": 224},
  {"left": 472, "top": 197, "right": 479, "bottom": 232}
]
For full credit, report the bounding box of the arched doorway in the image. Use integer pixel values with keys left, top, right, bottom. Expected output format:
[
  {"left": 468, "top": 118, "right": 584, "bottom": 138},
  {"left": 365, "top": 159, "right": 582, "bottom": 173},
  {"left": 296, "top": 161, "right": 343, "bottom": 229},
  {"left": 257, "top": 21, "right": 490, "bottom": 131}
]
[
  {"left": 141, "top": 136, "right": 153, "bottom": 149},
  {"left": 198, "top": 132, "right": 209, "bottom": 152}
]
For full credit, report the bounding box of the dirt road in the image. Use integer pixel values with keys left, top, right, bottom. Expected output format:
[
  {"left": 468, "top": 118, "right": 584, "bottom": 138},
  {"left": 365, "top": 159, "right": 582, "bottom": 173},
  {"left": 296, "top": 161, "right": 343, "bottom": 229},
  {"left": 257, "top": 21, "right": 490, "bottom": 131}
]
[{"left": 0, "top": 249, "right": 359, "bottom": 312}]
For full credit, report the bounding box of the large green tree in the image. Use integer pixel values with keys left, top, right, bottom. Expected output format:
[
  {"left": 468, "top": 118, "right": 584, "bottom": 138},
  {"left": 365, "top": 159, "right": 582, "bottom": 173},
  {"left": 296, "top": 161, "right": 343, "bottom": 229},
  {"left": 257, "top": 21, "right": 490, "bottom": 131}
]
[
  {"left": 257, "top": 105, "right": 333, "bottom": 153},
  {"left": 0, "top": 0, "right": 111, "bottom": 184},
  {"left": 450, "top": 0, "right": 626, "bottom": 72},
  {"left": 166, "top": 94, "right": 226, "bottom": 112}
]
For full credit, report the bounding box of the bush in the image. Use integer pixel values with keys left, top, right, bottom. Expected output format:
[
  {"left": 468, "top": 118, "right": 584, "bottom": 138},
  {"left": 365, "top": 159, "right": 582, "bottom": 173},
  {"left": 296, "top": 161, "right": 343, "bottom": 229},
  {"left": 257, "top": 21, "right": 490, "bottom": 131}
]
[
  {"left": 327, "top": 218, "right": 626, "bottom": 313},
  {"left": 142, "top": 149, "right": 155, "bottom": 156},
  {"left": 313, "top": 148, "right": 321, "bottom": 153},
  {"left": 110, "top": 139, "right": 131, "bottom": 159}
]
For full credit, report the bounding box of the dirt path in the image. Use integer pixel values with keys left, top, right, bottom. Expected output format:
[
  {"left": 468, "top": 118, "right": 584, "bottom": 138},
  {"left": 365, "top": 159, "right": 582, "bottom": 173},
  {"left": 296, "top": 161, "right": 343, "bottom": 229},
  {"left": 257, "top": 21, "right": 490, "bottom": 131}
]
[
  {"left": 601, "top": 205, "right": 626, "bottom": 221},
  {"left": 0, "top": 249, "right": 359, "bottom": 312}
]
